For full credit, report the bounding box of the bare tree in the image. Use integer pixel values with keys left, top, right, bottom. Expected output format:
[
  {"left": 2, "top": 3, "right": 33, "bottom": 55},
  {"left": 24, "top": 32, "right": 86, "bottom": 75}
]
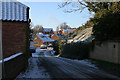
[
  {"left": 58, "top": 0, "right": 88, "bottom": 13},
  {"left": 60, "top": 22, "right": 70, "bottom": 29},
  {"left": 58, "top": 0, "right": 117, "bottom": 14},
  {"left": 56, "top": 26, "right": 59, "bottom": 32},
  {"left": 33, "top": 25, "right": 43, "bottom": 34}
]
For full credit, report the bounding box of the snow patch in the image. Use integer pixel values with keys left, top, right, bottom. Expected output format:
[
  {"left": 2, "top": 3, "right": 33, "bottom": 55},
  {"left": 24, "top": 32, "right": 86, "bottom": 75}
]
[
  {"left": 51, "top": 51, "right": 56, "bottom": 55},
  {"left": 16, "top": 57, "right": 51, "bottom": 79},
  {"left": 73, "top": 59, "right": 98, "bottom": 69},
  {"left": 58, "top": 57, "right": 98, "bottom": 69}
]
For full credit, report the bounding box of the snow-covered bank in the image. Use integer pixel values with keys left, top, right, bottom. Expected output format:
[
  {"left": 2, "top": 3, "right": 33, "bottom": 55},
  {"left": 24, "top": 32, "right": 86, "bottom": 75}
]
[{"left": 15, "top": 57, "right": 51, "bottom": 79}]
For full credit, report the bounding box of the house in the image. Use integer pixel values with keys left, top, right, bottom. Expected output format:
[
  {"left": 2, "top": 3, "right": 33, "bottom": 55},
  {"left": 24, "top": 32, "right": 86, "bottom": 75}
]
[
  {"left": 0, "top": 0, "right": 30, "bottom": 79},
  {"left": 34, "top": 33, "right": 54, "bottom": 48},
  {"left": 58, "top": 28, "right": 76, "bottom": 35},
  {"left": 63, "top": 29, "right": 72, "bottom": 35},
  {"left": 51, "top": 34, "right": 60, "bottom": 40},
  {"left": 43, "top": 28, "right": 54, "bottom": 34}
]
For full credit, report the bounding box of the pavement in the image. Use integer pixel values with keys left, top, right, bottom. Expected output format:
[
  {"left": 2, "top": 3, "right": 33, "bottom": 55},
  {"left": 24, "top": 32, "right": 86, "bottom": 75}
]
[{"left": 16, "top": 49, "right": 120, "bottom": 80}]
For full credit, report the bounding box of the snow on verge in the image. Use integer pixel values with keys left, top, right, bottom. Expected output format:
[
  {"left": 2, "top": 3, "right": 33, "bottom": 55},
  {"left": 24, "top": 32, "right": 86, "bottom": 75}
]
[
  {"left": 58, "top": 57, "right": 98, "bottom": 69},
  {"left": 15, "top": 57, "right": 51, "bottom": 79},
  {"left": 73, "top": 59, "right": 98, "bottom": 69}
]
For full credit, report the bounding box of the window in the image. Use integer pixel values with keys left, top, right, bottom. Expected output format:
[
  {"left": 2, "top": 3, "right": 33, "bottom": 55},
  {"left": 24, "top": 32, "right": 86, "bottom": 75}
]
[
  {"left": 34, "top": 37, "right": 37, "bottom": 39},
  {"left": 42, "top": 36, "right": 45, "bottom": 38},
  {"left": 34, "top": 42, "right": 38, "bottom": 44},
  {"left": 113, "top": 44, "right": 116, "bottom": 48}
]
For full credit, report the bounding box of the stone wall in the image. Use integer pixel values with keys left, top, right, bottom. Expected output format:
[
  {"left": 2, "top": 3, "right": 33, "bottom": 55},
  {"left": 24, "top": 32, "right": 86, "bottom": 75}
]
[{"left": 90, "top": 41, "right": 120, "bottom": 64}]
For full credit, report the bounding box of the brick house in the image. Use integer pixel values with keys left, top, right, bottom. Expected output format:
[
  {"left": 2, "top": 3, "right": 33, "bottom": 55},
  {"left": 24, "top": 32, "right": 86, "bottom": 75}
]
[
  {"left": 51, "top": 34, "right": 59, "bottom": 40},
  {"left": 0, "top": 0, "right": 30, "bottom": 79},
  {"left": 1, "top": 0, "right": 30, "bottom": 58},
  {"left": 34, "top": 33, "right": 54, "bottom": 48},
  {"left": 58, "top": 28, "right": 76, "bottom": 36}
]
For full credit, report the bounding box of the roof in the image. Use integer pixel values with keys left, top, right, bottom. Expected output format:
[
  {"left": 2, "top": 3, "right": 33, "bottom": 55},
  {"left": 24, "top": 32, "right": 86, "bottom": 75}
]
[
  {"left": 64, "top": 29, "right": 73, "bottom": 33},
  {"left": 38, "top": 33, "right": 44, "bottom": 36},
  {"left": 36, "top": 34, "right": 54, "bottom": 42},
  {"left": 38, "top": 33, "right": 49, "bottom": 37},
  {"left": 43, "top": 28, "right": 53, "bottom": 32},
  {"left": 0, "top": 0, "right": 29, "bottom": 21},
  {"left": 51, "top": 34, "right": 59, "bottom": 38}
]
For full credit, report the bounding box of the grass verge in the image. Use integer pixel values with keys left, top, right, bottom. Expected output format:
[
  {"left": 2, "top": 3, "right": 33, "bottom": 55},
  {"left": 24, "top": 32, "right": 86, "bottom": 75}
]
[{"left": 89, "top": 59, "right": 120, "bottom": 77}]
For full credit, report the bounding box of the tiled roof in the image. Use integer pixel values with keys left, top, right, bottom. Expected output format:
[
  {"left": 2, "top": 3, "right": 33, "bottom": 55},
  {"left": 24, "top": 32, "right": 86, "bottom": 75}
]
[
  {"left": 43, "top": 28, "right": 53, "bottom": 32},
  {"left": 64, "top": 29, "right": 73, "bottom": 33},
  {"left": 51, "top": 34, "right": 59, "bottom": 38},
  {"left": 36, "top": 34, "right": 54, "bottom": 42},
  {"left": 0, "top": 0, "right": 29, "bottom": 21}
]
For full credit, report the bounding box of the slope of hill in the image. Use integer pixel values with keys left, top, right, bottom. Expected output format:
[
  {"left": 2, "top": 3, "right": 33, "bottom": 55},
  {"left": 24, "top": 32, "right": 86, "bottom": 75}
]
[{"left": 68, "top": 27, "right": 94, "bottom": 43}]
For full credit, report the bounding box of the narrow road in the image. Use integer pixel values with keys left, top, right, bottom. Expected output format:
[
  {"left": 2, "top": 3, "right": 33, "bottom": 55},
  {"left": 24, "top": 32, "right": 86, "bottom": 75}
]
[
  {"left": 37, "top": 49, "right": 120, "bottom": 80},
  {"left": 16, "top": 49, "right": 120, "bottom": 80}
]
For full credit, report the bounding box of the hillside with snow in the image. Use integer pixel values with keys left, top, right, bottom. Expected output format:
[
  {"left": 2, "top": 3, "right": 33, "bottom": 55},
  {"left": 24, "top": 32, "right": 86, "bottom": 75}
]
[{"left": 68, "top": 27, "right": 94, "bottom": 43}]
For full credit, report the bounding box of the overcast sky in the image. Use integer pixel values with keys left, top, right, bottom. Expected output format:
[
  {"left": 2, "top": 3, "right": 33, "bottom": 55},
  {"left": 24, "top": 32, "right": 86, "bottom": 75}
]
[{"left": 22, "top": 2, "right": 94, "bottom": 31}]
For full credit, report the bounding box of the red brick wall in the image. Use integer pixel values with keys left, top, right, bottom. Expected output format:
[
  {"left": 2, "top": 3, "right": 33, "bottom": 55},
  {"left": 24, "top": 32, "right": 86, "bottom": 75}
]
[
  {"left": 51, "top": 35, "right": 59, "bottom": 40},
  {"left": 2, "top": 21, "right": 29, "bottom": 58},
  {"left": 4, "top": 54, "right": 26, "bottom": 79}
]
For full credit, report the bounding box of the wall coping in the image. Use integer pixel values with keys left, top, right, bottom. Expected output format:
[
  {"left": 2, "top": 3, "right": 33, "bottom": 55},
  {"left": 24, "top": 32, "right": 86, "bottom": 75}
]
[{"left": 0, "top": 53, "right": 23, "bottom": 63}]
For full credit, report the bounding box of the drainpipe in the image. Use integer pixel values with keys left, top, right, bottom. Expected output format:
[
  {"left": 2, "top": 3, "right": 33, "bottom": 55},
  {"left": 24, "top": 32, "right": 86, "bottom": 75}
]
[
  {"left": 1, "top": 28, "right": 5, "bottom": 79},
  {"left": 0, "top": 21, "right": 5, "bottom": 79},
  {"left": 0, "top": 1, "right": 5, "bottom": 79}
]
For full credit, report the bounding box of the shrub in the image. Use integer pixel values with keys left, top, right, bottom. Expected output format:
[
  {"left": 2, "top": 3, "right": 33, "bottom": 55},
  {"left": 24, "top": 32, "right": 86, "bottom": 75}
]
[
  {"left": 92, "top": 13, "right": 120, "bottom": 43},
  {"left": 90, "top": 59, "right": 120, "bottom": 76},
  {"left": 52, "top": 40, "right": 64, "bottom": 55},
  {"left": 61, "top": 42, "right": 92, "bottom": 59},
  {"left": 71, "top": 34, "right": 77, "bottom": 38}
]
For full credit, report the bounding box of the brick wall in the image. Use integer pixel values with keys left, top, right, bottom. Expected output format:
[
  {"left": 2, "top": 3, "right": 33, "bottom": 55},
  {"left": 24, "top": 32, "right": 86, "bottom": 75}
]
[
  {"left": 51, "top": 35, "right": 59, "bottom": 40},
  {"left": 2, "top": 21, "right": 29, "bottom": 58},
  {"left": 4, "top": 54, "right": 27, "bottom": 79},
  {"left": 0, "top": 63, "right": 2, "bottom": 80},
  {"left": 34, "top": 35, "right": 43, "bottom": 48}
]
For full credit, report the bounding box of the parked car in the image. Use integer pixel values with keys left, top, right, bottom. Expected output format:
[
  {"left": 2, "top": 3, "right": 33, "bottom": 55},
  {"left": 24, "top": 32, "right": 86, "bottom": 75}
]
[
  {"left": 30, "top": 46, "right": 36, "bottom": 53},
  {"left": 41, "top": 45, "right": 47, "bottom": 49},
  {"left": 30, "top": 39, "right": 33, "bottom": 41},
  {"left": 48, "top": 44, "right": 53, "bottom": 47}
]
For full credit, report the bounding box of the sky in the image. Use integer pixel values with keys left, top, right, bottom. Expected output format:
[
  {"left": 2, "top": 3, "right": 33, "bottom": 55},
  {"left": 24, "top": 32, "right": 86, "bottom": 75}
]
[{"left": 22, "top": 2, "right": 94, "bottom": 31}]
